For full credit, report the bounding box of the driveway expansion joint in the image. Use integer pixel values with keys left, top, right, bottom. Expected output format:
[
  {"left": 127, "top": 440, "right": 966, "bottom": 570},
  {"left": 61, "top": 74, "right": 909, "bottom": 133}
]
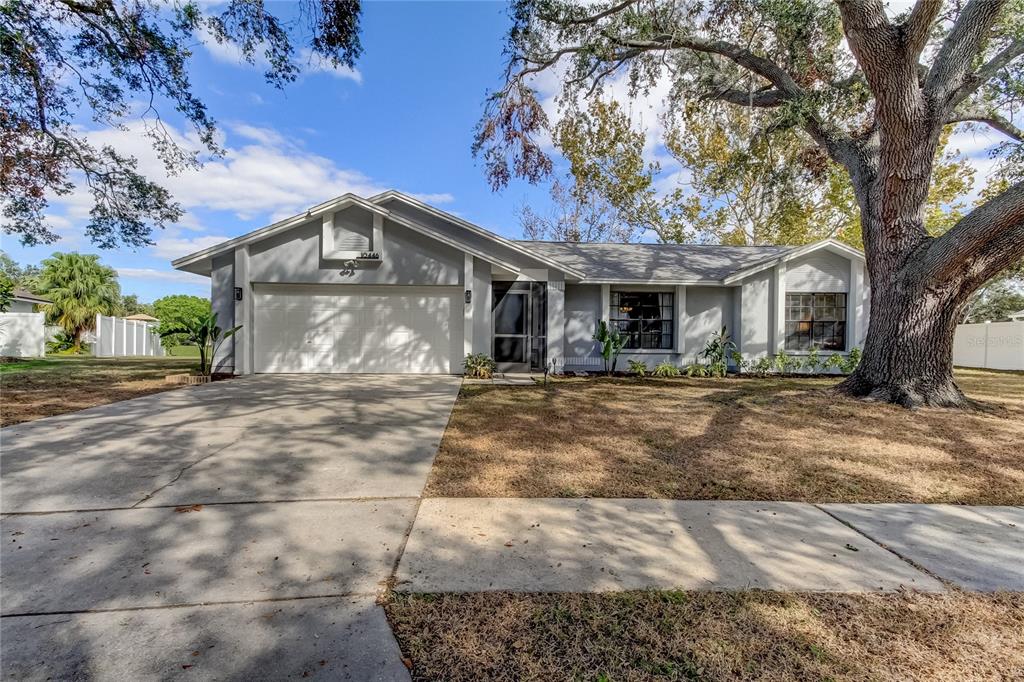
[
  {"left": 1, "top": 495, "right": 421, "bottom": 517},
  {"left": 812, "top": 503, "right": 951, "bottom": 589},
  {"left": 1, "top": 592, "right": 381, "bottom": 619}
]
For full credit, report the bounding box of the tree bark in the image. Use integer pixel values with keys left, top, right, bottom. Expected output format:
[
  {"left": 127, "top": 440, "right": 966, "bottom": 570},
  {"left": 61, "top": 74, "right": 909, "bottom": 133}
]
[{"left": 837, "top": 278, "right": 969, "bottom": 408}]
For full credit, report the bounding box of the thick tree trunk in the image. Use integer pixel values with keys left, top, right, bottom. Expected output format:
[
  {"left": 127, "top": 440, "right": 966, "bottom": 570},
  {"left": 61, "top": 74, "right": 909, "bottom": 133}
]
[{"left": 836, "top": 280, "right": 968, "bottom": 407}]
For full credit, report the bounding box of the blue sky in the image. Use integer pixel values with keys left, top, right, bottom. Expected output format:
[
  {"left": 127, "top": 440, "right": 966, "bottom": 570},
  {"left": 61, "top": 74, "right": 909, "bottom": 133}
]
[
  {"left": 2, "top": 2, "right": 554, "bottom": 302},
  {"left": 0, "top": 1, "right": 1008, "bottom": 303}
]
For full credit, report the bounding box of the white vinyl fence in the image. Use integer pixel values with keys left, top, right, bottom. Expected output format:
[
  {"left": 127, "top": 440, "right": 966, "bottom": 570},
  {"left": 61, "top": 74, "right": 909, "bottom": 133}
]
[
  {"left": 953, "top": 321, "right": 1024, "bottom": 371},
  {"left": 93, "top": 314, "right": 165, "bottom": 357},
  {"left": 0, "top": 313, "right": 46, "bottom": 357}
]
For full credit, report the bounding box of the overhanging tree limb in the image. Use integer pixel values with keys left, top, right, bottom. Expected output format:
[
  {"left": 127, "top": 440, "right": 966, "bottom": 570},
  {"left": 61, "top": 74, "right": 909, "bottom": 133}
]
[
  {"left": 924, "top": 0, "right": 1008, "bottom": 105},
  {"left": 946, "top": 111, "right": 1024, "bottom": 142},
  {"left": 921, "top": 179, "right": 1024, "bottom": 286},
  {"left": 947, "top": 38, "right": 1024, "bottom": 107}
]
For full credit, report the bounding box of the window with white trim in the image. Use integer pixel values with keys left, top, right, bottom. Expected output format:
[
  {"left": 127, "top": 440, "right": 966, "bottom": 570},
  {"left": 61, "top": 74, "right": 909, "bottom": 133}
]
[{"left": 785, "top": 293, "right": 846, "bottom": 351}]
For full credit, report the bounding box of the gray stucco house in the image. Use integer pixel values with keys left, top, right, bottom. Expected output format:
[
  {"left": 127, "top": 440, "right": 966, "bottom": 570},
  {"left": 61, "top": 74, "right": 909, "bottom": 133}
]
[{"left": 172, "top": 191, "right": 869, "bottom": 374}]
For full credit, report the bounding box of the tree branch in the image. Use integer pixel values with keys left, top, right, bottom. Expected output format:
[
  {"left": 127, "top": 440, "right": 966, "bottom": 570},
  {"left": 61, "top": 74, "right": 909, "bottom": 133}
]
[
  {"left": 946, "top": 111, "right": 1024, "bottom": 142},
  {"left": 709, "top": 87, "right": 789, "bottom": 107},
  {"left": 921, "top": 179, "right": 1024, "bottom": 287},
  {"left": 924, "top": 0, "right": 1008, "bottom": 106},
  {"left": 604, "top": 32, "right": 806, "bottom": 97},
  {"left": 904, "top": 0, "right": 943, "bottom": 58},
  {"left": 541, "top": 0, "right": 640, "bottom": 26},
  {"left": 947, "top": 38, "right": 1024, "bottom": 108}
]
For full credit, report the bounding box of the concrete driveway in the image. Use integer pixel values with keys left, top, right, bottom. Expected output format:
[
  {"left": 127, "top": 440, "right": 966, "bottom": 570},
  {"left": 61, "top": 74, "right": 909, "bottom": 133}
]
[{"left": 1, "top": 374, "right": 462, "bottom": 680}]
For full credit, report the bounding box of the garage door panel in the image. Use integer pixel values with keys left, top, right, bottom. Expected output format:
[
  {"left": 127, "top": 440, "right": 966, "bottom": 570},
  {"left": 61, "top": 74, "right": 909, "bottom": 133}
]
[{"left": 254, "top": 285, "right": 462, "bottom": 374}]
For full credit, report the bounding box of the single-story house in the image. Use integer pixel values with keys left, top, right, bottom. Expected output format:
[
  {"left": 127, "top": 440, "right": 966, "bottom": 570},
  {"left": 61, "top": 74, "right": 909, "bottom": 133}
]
[
  {"left": 172, "top": 191, "right": 869, "bottom": 375},
  {"left": 6, "top": 289, "right": 51, "bottom": 313},
  {"left": 1009, "top": 309, "right": 1024, "bottom": 322}
]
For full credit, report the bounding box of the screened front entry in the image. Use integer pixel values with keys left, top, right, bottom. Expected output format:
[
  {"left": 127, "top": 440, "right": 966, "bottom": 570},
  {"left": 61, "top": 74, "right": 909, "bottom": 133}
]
[
  {"left": 492, "top": 281, "right": 546, "bottom": 372},
  {"left": 785, "top": 292, "right": 847, "bottom": 351}
]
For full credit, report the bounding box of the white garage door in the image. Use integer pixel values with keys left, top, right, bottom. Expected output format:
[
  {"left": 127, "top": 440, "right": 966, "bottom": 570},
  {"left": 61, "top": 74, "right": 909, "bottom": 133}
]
[{"left": 254, "top": 285, "right": 463, "bottom": 373}]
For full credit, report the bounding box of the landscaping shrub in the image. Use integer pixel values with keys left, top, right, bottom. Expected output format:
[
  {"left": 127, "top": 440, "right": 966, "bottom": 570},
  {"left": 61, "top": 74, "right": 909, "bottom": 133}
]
[
  {"left": 627, "top": 359, "right": 648, "bottom": 377},
  {"left": 652, "top": 361, "right": 681, "bottom": 377},
  {"left": 464, "top": 353, "right": 496, "bottom": 379}
]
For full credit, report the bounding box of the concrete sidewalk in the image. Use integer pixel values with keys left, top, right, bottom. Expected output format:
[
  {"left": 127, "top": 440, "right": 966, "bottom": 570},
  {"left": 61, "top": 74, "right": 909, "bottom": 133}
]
[{"left": 396, "top": 499, "right": 1023, "bottom": 593}]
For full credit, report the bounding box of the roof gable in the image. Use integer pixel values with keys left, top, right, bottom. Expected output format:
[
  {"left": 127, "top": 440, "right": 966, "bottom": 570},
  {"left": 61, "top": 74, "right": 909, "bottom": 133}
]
[{"left": 721, "top": 239, "right": 864, "bottom": 284}]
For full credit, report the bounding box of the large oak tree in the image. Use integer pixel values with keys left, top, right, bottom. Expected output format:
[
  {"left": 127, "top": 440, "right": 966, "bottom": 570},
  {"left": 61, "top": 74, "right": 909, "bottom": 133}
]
[{"left": 475, "top": 0, "right": 1024, "bottom": 408}]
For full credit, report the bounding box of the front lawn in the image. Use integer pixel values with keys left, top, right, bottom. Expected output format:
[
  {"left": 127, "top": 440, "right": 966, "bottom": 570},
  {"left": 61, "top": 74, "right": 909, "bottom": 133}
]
[
  {"left": 386, "top": 591, "right": 1024, "bottom": 682},
  {"left": 0, "top": 355, "right": 198, "bottom": 427},
  {"left": 425, "top": 369, "right": 1024, "bottom": 504}
]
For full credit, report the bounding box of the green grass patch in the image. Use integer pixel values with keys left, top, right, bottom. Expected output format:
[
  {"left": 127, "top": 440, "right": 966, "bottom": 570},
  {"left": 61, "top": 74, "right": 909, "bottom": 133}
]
[{"left": 165, "top": 345, "right": 201, "bottom": 357}]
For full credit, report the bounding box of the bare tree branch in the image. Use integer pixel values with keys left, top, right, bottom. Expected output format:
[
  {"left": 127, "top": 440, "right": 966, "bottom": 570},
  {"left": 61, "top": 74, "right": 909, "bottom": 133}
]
[
  {"left": 925, "top": 0, "right": 1008, "bottom": 106},
  {"left": 540, "top": 0, "right": 640, "bottom": 27},
  {"left": 948, "top": 38, "right": 1024, "bottom": 108},
  {"left": 946, "top": 111, "right": 1024, "bottom": 142},
  {"left": 904, "top": 0, "right": 943, "bottom": 57}
]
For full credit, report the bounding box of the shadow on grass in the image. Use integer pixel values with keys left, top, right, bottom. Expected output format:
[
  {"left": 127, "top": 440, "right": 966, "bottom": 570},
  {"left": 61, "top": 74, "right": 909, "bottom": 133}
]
[{"left": 426, "top": 372, "right": 1024, "bottom": 504}]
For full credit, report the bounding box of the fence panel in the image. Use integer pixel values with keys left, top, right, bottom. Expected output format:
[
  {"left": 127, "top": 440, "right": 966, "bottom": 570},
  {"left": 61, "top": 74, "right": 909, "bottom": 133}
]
[
  {"left": 92, "top": 314, "right": 164, "bottom": 357},
  {"left": 953, "top": 322, "right": 1024, "bottom": 371},
  {"left": 0, "top": 313, "right": 45, "bottom": 357}
]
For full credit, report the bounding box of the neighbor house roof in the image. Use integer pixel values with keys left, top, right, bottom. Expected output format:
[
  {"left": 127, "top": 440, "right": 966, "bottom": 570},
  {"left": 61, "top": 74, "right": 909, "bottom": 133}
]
[
  {"left": 516, "top": 241, "right": 792, "bottom": 283},
  {"left": 11, "top": 289, "right": 51, "bottom": 304},
  {"left": 124, "top": 313, "right": 159, "bottom": 321}
]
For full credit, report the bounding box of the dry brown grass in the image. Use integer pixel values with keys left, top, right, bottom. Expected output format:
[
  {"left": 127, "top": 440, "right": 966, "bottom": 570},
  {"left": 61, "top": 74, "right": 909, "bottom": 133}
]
[
  {"left": 0, "top": 356, "right": 198, "bottom": 427},
  {"left": 425, "top": 369, "right": 1024, "bottom": 504},
  {"left": 385, "top": 590, "right": 1024, "bottom": 682}
]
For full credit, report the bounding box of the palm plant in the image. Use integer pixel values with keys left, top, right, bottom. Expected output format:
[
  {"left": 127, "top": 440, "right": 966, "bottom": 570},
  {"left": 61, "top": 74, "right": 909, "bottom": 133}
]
[
  {"left": 37, "top": 253, "right": 120, "bottom": 351},
  {"left": 593, "top": 320, "right": 625, "bottom": 375},
  {"left": 700, "top": 326, "right": 737, "bottom": 377},
  {"left": 159, "top": 312, "right": 242, "bottom": 376}
]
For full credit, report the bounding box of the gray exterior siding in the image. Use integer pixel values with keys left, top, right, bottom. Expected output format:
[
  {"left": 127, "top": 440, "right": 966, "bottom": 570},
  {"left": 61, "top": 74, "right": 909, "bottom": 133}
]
[
  {"left": 248, "top": 216, "right": 463, "bottom": 286},
  {"left": 471, "top": 256, "right": 492, "bottom": 354},
  {"left": 682, "top": 287, "right": 734, "bottom": 362},
  {"left": 738, "top": 270, "right": 772, "bottom": 358},
  {"left": 562, "top": 283, "right": 737, "bottom": 370},
  {"left": 786, "top": 251, "right": 850, "bottom": 292},
  {"left": 564, "top": 284, "right": 601, "bottom": 369},
  {"left": 211, "top": 254, "right": 235, "bottom": 372}
]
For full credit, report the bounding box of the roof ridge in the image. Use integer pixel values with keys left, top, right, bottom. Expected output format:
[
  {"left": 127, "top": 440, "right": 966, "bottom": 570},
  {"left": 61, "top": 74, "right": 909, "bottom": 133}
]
[{"left": 515, "top": 240, "right": 792, "bottom": 248}]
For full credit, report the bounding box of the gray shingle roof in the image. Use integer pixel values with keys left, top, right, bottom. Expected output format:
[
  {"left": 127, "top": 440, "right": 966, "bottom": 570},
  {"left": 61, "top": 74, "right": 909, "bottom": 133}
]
[{"left": 516, "top": 241, "right": 793, "bottom": 282}]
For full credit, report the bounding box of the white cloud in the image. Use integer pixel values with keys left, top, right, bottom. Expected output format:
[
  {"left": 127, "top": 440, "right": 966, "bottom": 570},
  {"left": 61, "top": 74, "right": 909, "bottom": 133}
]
[
  {"left": 65, "top": 120, "right": 421, "bottom": 225},
  {"left": 297, "top": 49, "right": 363, "bottom": 84},
  {"left": 117, "top": 267, "right": 208, "bottom": 285},
  {"left": 201, "top": 35, "right": 362, "bottom": 84},
  {"left": 47, "top": 120, "right": 453, "bottom": 253},
  {"left": 151, "top": 235, "right": 234, "bottom": 260}
]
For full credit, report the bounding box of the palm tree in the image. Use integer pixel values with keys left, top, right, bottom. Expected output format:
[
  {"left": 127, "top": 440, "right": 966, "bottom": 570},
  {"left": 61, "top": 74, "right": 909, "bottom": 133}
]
[
  {"left": 38, "top": 253, "right": 120, "bottom": 351},
  {"left": 158, "top": 312, "right": 241, "bottom": 376}
]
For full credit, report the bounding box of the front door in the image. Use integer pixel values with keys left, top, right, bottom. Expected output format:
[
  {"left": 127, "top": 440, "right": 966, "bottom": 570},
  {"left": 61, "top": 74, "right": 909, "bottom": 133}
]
[{"left": 492, "top": 282, "right": 546, "bottom": 373}]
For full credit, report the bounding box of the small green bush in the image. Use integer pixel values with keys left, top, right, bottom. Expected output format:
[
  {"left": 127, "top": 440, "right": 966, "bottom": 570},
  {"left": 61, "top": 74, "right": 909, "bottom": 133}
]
[
  {"left": 627, "top": 359, "right": 648, "bottom": 377},
  {"left": 683, "top": 363, "right": 712, "bottom": 377},
  {"left": 841, "top": 346, "right": 862, "bottom": 374},
  {"left": 464, "top": 353, "right": 496, "bottom": 379},
  {"left": 749, "top": 356, "right": 773, "bottom": 377},
  {"left": 652, "top": 361, "right": 681, "bottom": 377}
]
